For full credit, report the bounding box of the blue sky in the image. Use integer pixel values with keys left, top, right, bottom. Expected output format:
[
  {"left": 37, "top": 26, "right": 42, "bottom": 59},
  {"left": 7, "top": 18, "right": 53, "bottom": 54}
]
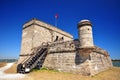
[{"left": 0, "top": 0, "right": 120, "bottom": 59}]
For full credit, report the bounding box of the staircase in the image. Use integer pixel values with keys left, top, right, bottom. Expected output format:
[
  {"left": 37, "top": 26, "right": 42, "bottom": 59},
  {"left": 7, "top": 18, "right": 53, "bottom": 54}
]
[{"left": 17, "top": 45, "right": 48, "bottom": 73}]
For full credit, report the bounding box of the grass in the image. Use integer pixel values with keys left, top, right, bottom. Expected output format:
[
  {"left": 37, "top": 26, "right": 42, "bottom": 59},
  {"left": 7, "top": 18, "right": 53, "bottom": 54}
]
[
  {"left": 0, "top": 62, "right": 7, "bottom": 68},
  {"left": 31, "top": 67, "right": 59, "bottom": 73}
]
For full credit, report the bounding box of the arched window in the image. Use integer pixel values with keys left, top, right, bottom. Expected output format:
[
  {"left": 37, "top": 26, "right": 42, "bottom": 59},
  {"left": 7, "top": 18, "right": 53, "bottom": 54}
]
[{"left": 88, "top": 28, "right": 90, "bottom": 31}]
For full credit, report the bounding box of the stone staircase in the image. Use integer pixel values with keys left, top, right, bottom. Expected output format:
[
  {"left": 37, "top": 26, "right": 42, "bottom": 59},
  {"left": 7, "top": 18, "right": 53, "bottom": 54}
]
[{"left": 17, "top": 45, "right": 48, "bottom": 73}]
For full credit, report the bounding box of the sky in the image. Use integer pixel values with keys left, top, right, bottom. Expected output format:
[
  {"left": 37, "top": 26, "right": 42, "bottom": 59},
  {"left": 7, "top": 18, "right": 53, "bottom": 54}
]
[{"left": 0, "top": 0, "right": 120, "bottom": 59}]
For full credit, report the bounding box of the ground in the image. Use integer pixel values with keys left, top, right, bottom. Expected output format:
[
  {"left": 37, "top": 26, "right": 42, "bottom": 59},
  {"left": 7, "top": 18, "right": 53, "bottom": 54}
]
[
  {"left": 0, "top": 62, "right": 7, "bottom": 68},
  {"left": 26, "top": 67, "right": 120, "bottom": 80},
  {"left": 0, "top": 62, "right": 25, "bottom": 80},
  {"left": 0, "top": 62, "right": 120, "bottom": 80},
  {"left": 4, "top": 62, "right": 17, "bottom": 73}
]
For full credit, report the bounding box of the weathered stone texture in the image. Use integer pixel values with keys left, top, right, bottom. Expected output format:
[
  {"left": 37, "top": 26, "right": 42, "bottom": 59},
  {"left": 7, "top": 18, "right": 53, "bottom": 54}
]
[
  {"left": 89, "top": 48, "right": 113, "bottom": 75},
  {"left": 43, "top": 51, "right": 91, "bottom": 75},
  {"left": 18, "top": 19, "right": 113, "bottom": 76},
  {"left": 23, "top": 19, "right": 73, "bottom": 39},
  {"left": 42, "top": 41, "right": 91, "bottom": 75},
  {"left": 42, "top": 42, "right": 112, "bottom": 75},
  {"left": 20, "top": 25, "right": 34, "bottom": 55},
  {"left": 18, "top": 19, "right": 73, "bottom": 63},
  {"left": 78, "top": 20, "right": 94, "bottom": 48}
]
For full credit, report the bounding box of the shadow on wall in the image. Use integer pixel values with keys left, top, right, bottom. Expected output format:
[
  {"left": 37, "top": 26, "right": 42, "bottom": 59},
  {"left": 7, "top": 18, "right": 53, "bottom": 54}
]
[{"left": 75, "top": 51, "right": 90, "bottom": 65}]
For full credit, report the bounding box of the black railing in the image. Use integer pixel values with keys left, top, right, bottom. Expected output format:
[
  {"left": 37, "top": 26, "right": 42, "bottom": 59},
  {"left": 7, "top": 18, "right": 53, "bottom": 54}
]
[{"left": 17, "top": 45, "right": 48, "bottom": 73}]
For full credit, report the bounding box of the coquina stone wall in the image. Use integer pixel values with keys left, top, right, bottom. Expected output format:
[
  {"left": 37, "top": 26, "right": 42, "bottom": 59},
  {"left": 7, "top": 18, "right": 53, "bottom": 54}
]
[
  {"left": 18, "top": 19, "right": 73, "bottom": 63},
  {"left": 43, "top": 41, "right": 112, "bottom": 75},
  {"left": 89, "top": 47, "right": 113, "bottom": 75},
  {"left": 18, "top": 19, "right": 113, "bottom": 76},
  {"left": 43, "top": 41, "right": 91, "bottom": 75}
]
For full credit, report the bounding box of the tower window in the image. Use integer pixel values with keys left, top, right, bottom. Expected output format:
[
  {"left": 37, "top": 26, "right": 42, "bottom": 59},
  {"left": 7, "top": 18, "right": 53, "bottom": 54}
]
[
  {"left": 61, "top": 37, "right": 64, "bottom": 40},
  {"left": 88, "top": 28, "right": 90, "bottom": 31}
]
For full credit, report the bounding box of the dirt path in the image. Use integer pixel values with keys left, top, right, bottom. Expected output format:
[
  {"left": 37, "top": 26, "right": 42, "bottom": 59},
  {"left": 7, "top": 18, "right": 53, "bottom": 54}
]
[{"left": 0, "top": 63, "right": 25, "bottom": 80}]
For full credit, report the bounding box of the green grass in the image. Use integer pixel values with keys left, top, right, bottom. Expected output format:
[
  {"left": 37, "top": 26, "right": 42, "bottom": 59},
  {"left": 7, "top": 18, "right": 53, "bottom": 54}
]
[{"left": 31, "top": 67, "right": 59, "bottom": 73}]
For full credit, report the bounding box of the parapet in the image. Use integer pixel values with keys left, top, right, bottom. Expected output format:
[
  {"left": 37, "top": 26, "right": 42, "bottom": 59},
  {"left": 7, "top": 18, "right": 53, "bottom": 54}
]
[{"left": 78, "top": 19, "right": 92, "bottom": 28}]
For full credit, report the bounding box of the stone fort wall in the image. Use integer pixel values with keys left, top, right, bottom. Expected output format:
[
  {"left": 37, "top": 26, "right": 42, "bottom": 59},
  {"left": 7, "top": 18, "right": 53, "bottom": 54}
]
[
  {"left": 18, "top": 19, "right": 73, "bottom": 63},
  {"left": 18, "top": 19, "right": 113, "bottom": 76},
  {"left": 43, "top": 41, "right": 112, "bottom": 75}
]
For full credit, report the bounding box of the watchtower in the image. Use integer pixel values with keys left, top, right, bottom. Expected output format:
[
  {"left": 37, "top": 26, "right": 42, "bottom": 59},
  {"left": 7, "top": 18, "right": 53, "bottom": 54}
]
[{"left": 78, "top": 20, "right": 94, "bottom": 48}]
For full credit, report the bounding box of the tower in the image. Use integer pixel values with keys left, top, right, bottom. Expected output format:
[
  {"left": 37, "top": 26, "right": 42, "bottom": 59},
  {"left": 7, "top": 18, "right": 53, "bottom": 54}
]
[{"left": 78, "top": 20, "right": 94, "bottom": 48}]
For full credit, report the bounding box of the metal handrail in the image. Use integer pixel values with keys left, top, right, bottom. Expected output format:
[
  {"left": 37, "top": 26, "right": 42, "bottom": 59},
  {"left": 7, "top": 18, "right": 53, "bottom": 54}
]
[{"left": 30, "top": 48, "right": 48, "bottom": 69}]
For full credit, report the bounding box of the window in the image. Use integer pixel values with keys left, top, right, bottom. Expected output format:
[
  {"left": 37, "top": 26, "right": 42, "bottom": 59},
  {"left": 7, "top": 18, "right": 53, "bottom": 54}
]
[
  {"left": 54, "top": 36, "right": 58, "bottom": 42},
  {"left": 88, "top": 28, "right": 90, "bottom": 31},
  {"left": 61, "top": 37, "right": 64, "bottom": 40}
]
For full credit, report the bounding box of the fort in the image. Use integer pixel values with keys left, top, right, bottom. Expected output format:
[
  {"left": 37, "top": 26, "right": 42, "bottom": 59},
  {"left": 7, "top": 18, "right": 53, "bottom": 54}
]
[{"left": 17, "top": 18, "right": 113, "bottom": 76}]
